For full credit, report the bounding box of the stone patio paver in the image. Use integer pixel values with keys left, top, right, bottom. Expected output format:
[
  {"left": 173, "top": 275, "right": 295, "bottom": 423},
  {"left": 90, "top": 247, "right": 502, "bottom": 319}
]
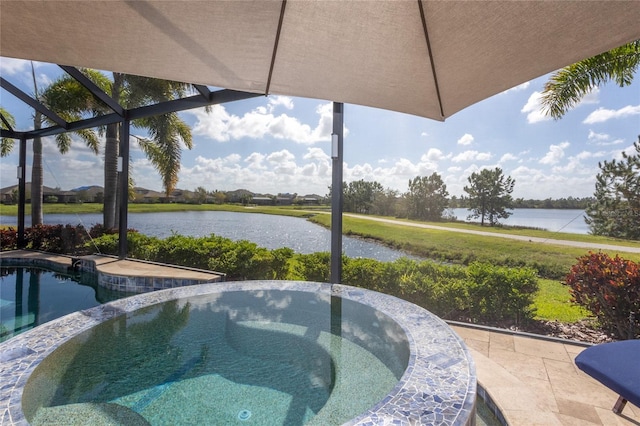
[{"left": 452, "top": 325, "right": 640, "bottom": 426}]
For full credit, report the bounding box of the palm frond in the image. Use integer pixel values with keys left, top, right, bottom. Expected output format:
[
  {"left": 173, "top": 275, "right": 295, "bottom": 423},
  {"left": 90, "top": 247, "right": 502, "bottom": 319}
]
[{"left": 541, "top": 41, "right": 640, "bottom": 119}]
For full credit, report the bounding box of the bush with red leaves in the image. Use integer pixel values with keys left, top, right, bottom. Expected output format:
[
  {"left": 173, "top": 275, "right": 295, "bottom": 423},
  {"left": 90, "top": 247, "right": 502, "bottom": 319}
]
[{"left": 565, "top": 251, "right": 640, "bottom": 339}]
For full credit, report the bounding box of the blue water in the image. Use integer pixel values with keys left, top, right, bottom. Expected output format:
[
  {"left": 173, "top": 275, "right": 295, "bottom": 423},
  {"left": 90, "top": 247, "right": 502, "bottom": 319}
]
[
  {"left": 0, "top": 211, "right": 418, "bottom": 261},
  {"left": 451, "top": 208, "right": 588, "bottom": 234},
  {"left": 25, "top": 290, "right": 406, "bottom": 425},
  {"left": 0, "top": 267, "right": 131, "bottom": 342}
]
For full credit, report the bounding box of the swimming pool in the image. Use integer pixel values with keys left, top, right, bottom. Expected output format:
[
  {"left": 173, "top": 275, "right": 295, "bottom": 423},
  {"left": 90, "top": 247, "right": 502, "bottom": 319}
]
[
  {"left": 3, "top": 281, "right": 477, "bottom": 425},
  {"left": 0, "top": 267, "right": 132, "bottom": 343}
]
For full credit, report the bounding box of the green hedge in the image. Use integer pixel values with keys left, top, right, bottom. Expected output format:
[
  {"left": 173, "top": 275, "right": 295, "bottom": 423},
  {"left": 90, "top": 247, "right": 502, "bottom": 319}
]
[{"left": 2, "top": 226, "right": 539, "bottom": 325}]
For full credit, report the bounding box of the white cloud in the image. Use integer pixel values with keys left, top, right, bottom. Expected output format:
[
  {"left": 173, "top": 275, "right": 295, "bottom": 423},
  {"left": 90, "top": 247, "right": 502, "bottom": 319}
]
[
  {"left": 510, "top": 165, "right": 595, "bottom": 198},
  {"left": 188, "top": 101, "right": 339, "bottom": 144},
  {"left": 267, "top": 96, "right": 294, "bottom": 111},
  {"left": 551, "top": 151, "right": 603, "bottom": 174},
  {"left": 520, "top": 86, "right": 600, "bottom": 124},
  {"left": 583, "top": 105, "right": 640, "bottom": 124},
  {"left": 177, "top": 147, "right": 334, "bottom": 195},
  {"left": 539, "top": 142, "right": 570, "bottom": 165},
  {"left": 521, "top": 91, "right": 552, "bottom": 123},
  {"left": 452, "top": 150, "right": 492, "bottom": 163},
  {"left": 422, "top": 148, "right": 447, "bottom": 162},
  {"left": 0, "top": 57, "right": 31, "bottom": 75},
  {"left": 499, "top": 153, "right": 518, "bottom": 163},
  {"left": 457, "top": 133, "right": 474, "bottom": 146},
  {"left": 420, "top": 131, "right": 428, "bottom": 137},
  {"left": 580, "top": 87, "right": 600, "bottom": 106},
  {"left": 587, "top": 130, "right": 610, "bottom": 143},
  {"left": 244, "top": 152, "right": 266, "bottom": 170}
]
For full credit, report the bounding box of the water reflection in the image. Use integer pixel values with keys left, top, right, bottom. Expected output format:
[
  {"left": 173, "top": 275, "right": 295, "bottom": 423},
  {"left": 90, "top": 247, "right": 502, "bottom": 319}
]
[
  {"left": 0, "top": 267, "right": 133, "bottom": 342},
  {"left": 0, "top": 211, "right": 418, "bottom": 262}
]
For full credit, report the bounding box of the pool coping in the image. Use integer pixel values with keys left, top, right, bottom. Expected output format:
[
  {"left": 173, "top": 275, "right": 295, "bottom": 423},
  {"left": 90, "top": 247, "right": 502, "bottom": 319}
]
[
  {"left": 0, "top": 250, "right": 225, "bottom": 293},
  {"left": 0, "top": 271, "right": 476, "bottom": 425}
]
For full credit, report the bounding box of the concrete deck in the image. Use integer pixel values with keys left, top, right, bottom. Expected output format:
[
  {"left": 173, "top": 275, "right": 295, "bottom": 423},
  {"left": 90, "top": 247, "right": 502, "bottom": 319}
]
[
  {"left": 452, "top": 325, "right": 640, "bottom": 426},
  {"left": 0, "top": 250, "right": 223, "bottom": 282}
]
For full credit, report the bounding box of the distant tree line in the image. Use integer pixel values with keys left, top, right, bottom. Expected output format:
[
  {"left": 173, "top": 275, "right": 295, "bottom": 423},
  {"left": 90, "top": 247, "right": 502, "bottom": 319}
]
[
  {"left": 450, "top": 196, "right": 594, "bottom": 210},
  {"left": 334, "top": 167, "right": 516, "bottom": 227}
]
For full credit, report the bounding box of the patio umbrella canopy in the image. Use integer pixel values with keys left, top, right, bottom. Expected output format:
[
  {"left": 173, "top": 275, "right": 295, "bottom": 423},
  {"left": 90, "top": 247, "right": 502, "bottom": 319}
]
[{"left": 2, "top": 0, "right": 639, "bottom": 121}]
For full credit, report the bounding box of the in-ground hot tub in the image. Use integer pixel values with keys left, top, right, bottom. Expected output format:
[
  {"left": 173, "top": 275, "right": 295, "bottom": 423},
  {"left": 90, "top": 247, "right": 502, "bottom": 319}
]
[{"left": 1, "top": 281, "right": 476, "bottom": 425}]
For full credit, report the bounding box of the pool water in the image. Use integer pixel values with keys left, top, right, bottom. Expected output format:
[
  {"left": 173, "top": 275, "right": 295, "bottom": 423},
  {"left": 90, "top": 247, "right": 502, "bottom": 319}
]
[
  {"left": 0, "top": 267, "right": 131, "bottom": 342},
  {"left": 23, "top": 290, "right": 410, "bottom": 425}
]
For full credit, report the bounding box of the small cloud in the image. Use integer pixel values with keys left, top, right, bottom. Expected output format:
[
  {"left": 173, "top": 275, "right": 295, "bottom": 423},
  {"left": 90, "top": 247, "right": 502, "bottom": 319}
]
[
  {"left": 422, "top": 148, "right": 447, "bottom": 162},
  {"left": 452, "top": 150, "right": 492, "bottom": 163},
  {"left": 457, "top": 133, "right": 474, "bottom": 146},
  {"left": 521, "top": 91, "right": 552, "bottom": 124},
  {"left": 499, "top": 153, "right": 518, "bottom": 163},
  {"left": 539, "top": 141, "right": 570, "bottom": 165},
  {"left": 0, "top": 57, "right": 31, "bottom": 75},
  {"left": 583, "top": 105, "right": 640, "bottom": 124},
  {"left": 244, "top": 152, "right": 266, "bottom": 170},
  {"left": 267, "top": 96, "right": 294, "bottom": 111},
  {"left": 420, "top": 131, "right": 428, "bottom": 137},
  {"left": 587, "top": 130, "right": 609, "bottom": 142},
  {"left": 580, "top": 87, "right": 600, "bottom": 106}
]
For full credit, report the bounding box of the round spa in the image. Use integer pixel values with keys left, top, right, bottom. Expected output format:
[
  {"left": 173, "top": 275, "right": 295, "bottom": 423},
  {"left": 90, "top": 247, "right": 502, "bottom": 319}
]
[{"left": 2, "top": 281, "right": 476, "bottom": 425}]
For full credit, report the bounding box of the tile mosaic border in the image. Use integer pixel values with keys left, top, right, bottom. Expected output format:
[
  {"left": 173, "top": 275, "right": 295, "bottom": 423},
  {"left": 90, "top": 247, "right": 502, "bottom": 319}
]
[{"left": 0, "top": 253, "right": 476, "bottom": 425}]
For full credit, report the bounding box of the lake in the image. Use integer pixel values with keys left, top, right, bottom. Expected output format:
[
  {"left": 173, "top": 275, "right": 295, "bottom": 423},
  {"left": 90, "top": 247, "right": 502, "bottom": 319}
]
[
  {"left": 0, "top": 211, "right": 418, "bottom": 262},
  {"left": 450, "top": 208, "right": 588, "bottom": 234},
  {"left": 0, "top": 208, "right": 589, "bottom": 261}
]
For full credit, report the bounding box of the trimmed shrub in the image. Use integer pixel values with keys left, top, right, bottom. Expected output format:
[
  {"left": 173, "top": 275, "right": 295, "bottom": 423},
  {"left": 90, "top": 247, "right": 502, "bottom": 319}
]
[
  {"left": 466, "top": 262, "right": 538, "bottom": 325},
  {"left": 565, "top": 252, "right": 640, "bottom": 339}
]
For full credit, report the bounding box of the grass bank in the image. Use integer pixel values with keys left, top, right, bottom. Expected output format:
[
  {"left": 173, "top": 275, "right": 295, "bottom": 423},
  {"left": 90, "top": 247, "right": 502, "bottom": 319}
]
[
  {"left": 307, "top": 213, "right": 640, "bottom": 278},
  {"left": 0, "top": 203, "right": 315, "bottom": 218}
]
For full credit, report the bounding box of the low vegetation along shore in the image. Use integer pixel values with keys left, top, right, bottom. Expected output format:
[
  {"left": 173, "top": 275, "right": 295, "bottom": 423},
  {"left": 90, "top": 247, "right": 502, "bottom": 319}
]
[{"left": 3, "top": 203, "right": 640, "bottom": 341}]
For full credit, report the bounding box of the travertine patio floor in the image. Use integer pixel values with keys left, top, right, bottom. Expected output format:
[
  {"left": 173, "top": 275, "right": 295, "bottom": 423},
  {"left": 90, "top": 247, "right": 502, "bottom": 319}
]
[{"left": 452, "top": 325, "right": 640, "bottom": 426}]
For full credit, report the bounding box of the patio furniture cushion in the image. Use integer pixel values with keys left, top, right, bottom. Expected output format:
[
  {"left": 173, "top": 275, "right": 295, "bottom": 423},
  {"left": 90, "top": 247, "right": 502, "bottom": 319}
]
[{"left": 575, "top": 340, "right": 640, "bottom": 414}]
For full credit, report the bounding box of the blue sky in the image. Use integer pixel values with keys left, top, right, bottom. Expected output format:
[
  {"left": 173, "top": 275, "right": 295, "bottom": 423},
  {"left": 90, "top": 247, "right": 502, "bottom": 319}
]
[{"left": 1, "top": 57, "right": 639, "bottom": 199}]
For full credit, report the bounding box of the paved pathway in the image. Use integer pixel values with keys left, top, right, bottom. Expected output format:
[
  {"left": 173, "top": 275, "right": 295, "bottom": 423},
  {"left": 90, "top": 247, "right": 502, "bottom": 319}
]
[
  {"left": 452, "top": 325, "right": 640, "bottom": 426},
  {"left": 343, "top": 213, "right": 640, "bottom": 254}
]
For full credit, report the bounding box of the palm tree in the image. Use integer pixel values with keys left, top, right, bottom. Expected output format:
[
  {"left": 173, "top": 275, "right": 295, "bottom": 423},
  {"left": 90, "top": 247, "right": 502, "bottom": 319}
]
[
  {"left": 0, "top": 106, "right": 16, "bottom": 156},
  {"left": 0, "top": 67, "right": 100, "bottom": 225},
  {"left": 46, "top": 71, "right": 193, "bottom": 229},
  {"left": 32, "top": 67, "right": 101, "bottom": 225},
  {"left": 541, "top": 40, "right": 640, "bottom": 119}
]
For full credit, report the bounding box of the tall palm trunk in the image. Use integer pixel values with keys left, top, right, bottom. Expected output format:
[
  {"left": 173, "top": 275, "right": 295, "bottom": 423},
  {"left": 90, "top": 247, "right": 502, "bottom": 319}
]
[
  {"left": 31, "top": 129, "right": 43, "bottom": 226},
  {"left": 103, "top": 74, "right": 123, "bottom": 229},
  {"left": 103, "top": 124, "right": 119, "bottom": 229},
  {"left": 30, "top": 63, "right": 43, "bottom": 226}
]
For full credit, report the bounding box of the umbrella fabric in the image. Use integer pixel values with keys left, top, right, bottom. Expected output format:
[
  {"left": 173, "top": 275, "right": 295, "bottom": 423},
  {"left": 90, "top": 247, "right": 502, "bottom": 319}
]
[{"left": 1, "top": 1, "right": 639, "bottom": 120}]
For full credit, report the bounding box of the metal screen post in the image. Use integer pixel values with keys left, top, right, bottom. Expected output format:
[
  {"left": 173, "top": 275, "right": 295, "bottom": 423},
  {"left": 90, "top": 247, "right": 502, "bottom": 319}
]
[
  {"left": 330, "top": 102, "right": 344, "bottom": 284},
  {"left": 118, "top": 119, "right": 130, "bottom": 259},
  {"left": 17, "top": 136, "right": 27, "bottom": 249}
]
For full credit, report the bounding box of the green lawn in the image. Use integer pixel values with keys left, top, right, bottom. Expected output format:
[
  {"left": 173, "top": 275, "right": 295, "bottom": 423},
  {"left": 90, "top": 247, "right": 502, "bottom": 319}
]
[{"left": 534, "top": 279, "right": 589, "bottom": 322}]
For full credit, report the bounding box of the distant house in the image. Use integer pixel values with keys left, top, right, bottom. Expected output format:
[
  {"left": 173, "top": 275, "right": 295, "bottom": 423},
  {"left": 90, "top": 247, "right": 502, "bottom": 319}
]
[
  {"left": 71, "top": 185, "right": 103, "bottom": 202},
  {"left": 226, "top": 189, "right": 254, "bottom": 204},
  {"left": 300, "top": 194, "right": 324, "bottom": 205},
  {"left": 276, "top": 193, "right": 296, "bottom": 206},
  {"left": 0, "top": 185, "right": 19, "bottom": 204},
  {"left": 133, "top": 187, "right": 166, "bottom": 203},
  {"left": 251, "top": 195, "right": 274, "bottom": 206},
  {"left": 0, "top": 184, "right": 79, "bottom": 204}
]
